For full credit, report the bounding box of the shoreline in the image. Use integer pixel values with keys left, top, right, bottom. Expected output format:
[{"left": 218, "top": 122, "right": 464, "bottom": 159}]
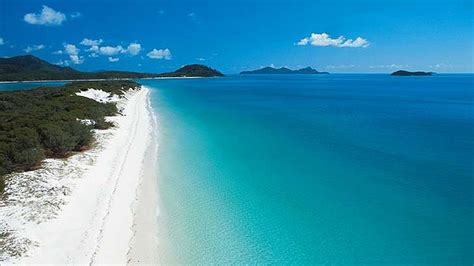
[
  {"left": 127, "top": 90, "right": 160, "bottom": 264},
  {"left": 0, "top": 76, "right": 203, "bottom": 84},
  {"left": 0, "top": 85, "right": 158, "bottom": 263}
]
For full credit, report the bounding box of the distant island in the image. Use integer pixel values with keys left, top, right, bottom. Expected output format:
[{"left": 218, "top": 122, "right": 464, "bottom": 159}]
[
  {"left": 159, "top": 64, "right": 224, "bottom": 77},
  {"left": 391, "top": 70, "right": 434, "bottom": 76},
  {"left": 241, "top": 66, "right": 328, "bottom": 75},
  {"left": 0, "top": 55, "right": 224, "bottom": 81}
]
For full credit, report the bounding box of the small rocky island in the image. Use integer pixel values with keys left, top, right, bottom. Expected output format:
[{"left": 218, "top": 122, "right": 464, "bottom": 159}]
[
  {"left": 391, "top": 70, "right": 433, "bottom": 76},
  {"left": 241, "top": 66, "right": 328, "bottom": 75}
]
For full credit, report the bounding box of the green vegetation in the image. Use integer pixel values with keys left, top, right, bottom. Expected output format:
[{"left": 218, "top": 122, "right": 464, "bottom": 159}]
[
  {"left": 391, "top": 70, "right": 434, "bottom": 76},
  {"left": 0, "top": 80, "right": 140, "bottom": 191},
  {"left": 158, "top": 64, "right": 224, "bottom": 77}
]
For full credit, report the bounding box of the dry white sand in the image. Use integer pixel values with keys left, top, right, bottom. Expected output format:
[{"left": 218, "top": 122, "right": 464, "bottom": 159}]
[{"left": 0, "top": 86, "right": 159, "bottom": 264}]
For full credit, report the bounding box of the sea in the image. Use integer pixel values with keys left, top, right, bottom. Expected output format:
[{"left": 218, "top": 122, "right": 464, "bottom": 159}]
[{"left": 2, "top": 74, "right": 473, "bottom": 264}]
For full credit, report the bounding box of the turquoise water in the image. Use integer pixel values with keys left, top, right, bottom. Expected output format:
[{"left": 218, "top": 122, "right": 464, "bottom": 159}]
[{"left": 142, "top": 74, "right": 473, "bottom": 264}]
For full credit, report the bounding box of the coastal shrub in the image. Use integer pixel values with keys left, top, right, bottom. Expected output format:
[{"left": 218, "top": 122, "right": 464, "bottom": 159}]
[
  {"left": 94, "top": 117, "right": 114, "bottom": 130},
  {"left": 0, "top": 80, "right": 140, "bottom": 185},
  {"left": 9, "top": 127, "right": 44, "bottom": 170},
  {"left": 64, "top": 121, "right": 93, "bottom": 149},
  {"left": 0, "top": 143, "right": 13, "bottom": 174},
  {"left": 39, "top": 123, "right": 76, "bottom": 156}
]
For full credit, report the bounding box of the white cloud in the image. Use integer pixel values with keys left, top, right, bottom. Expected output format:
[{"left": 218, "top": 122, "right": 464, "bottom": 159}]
[
  {"left": 147, "top": 48, "right": 171, "bottom": 60},
  {"left": 108, "top": 57, "right": 120, "bottom": 62},
  {"left": 297, "top": 38, "right": 309, "bottom": 46},
  {"left": 325, "top": 64, "right": 357, "bottom": 69},
  {"left": 65, "top": 44, "right": 79, "bottom": 55},
  {"left": 64, "top": 44, "right": 83, "bottom": 64},
  {"left": 429, "top": 63, "right": 453, "bottom": 69},
  {"left": 53, "top": 50, "right": 63, "bottom": 54},
  {"left": 339, "top": 37, "right": 369, "bottom": 48},
  {"left": 196, "top": 57, "right": 206, "bottom": 61},
  {"left": 0, "top": 38, "right": 4, "bottom": 45},
  {"left": 24, "top": 44, "right": 46, "bottom": 53},
  {"left": 297, "top": 32, "right": 369, "bottom": 48},
  {"left": 69, "top": 55, "right": 83, "bottom": 64},
  {"left": 55, "top": 59, "right": 69, "bottom": 66},
  {"left": 24, "top": 5, "right": 66, "bottom": 26},
  {"left": 127, "top": 43, "right": 142, "bottom": 56},
  {"left": 80, "top": 38, "right": 103, "bottom": 46},
  {"left": 80, "top": 40, "right": 142, "bottom": 57},
  {"left": 71, "top": 12, "right": 82, "bottom": 19},
  {"left": 99, "top": 45, "right": 124, "bottom": 56},
  {"left": 369, "top": 64, "right": 409, "bottom": 69},
  {"left": 88, "top": 45, "right": 99, "bottom": 53}
]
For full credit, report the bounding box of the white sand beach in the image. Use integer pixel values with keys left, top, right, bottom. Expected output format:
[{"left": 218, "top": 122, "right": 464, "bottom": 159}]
[{"left": 0, "top": 86, "right": 159, "bottom": 263}]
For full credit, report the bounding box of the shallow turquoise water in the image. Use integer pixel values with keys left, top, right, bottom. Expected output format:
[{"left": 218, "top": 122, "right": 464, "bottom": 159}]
[{"left": 142, "top": 74, "right": 473, "bottom": 264}]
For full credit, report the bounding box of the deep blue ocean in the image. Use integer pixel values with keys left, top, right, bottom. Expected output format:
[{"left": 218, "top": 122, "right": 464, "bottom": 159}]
[{"left": 1, "top": 74, "right": 473, "bottom": 264}]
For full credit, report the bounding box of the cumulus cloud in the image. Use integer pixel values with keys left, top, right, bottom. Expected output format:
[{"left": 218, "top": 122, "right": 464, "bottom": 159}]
[
  {"left": 64, "top": 44, "right": 83, "bottom": 64},
  {"left": 69, "top": 55, "right": 83, "bottom": 64},
  {"left": 0, "top": 38, "right": 4, "bottom": 45},
  {"left": 99, "top": 45, "right": 124, "bottom": 56},
  {"left": 297, "top": 32, "right": 369, "bottom": 48},
  {"left": 88, "top": 45, "right": 99, "bottom": 53},
  {"left": 65, "top": 44, "right": 79, "bottom": 55},
  {"left": 78, "top": 40, "right": 143, "bottom": 59},
  {"left": 24, "top": 44, "right": 46, "bottom": 53},
  {"left": 127, "top": 43, "right": 142, "bottom": 56},
  {"left": 80, "top": 38, "right": 103, "bottom": 46},
  {"left": 108, "top": 57, "right": 120, "bottom": 62},
  {"left": 24, "top": 5, "right": 66, "bottom": 26},
  {"left": 147, "top": 48, "right": 171, "bottom": 60}
]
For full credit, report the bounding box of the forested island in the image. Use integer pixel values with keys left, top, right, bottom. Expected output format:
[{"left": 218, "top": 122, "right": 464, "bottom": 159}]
[
  {"left": 159, "top": 64, "right": 224, "bottom": 77},
  {"left": 241, "top": 66, "right": 328, "bottom": 75},
  {"left": 391, "top": 70, "right": 434, "bottom": 76},
  {"left": 0, "top": 80, "right": 140, "bottom": 190},
  {"left": 0, "top": 55, "right": 224, "bottom": 81}
]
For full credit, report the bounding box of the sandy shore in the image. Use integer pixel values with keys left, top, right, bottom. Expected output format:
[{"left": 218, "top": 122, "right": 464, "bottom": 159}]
[{"left": 0, "top": 86, "right": 159, "bottom": 263}]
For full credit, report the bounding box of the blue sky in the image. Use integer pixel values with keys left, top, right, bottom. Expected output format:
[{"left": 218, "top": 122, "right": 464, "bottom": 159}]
[{"left": 0, "top": 0, "right": 472, "bottom": 73}]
